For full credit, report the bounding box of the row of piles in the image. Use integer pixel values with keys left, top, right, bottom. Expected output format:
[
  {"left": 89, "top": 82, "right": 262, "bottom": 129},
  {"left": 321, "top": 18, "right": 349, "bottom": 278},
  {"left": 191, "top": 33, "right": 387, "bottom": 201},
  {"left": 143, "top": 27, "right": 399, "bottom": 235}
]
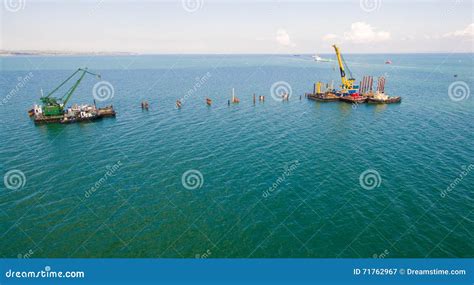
[
  {"left": 172, "top": 94, "right": 267, "bottom": 109},
  {"left": 359, "top": 76, "right": 386, "bottom": 94}
]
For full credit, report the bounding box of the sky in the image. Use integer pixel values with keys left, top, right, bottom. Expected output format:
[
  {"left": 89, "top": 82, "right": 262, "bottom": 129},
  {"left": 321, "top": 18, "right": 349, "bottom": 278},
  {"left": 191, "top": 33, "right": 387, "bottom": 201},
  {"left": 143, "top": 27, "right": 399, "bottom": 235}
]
[{"left": 1, "top": 0, "right": 473, "bottom": 54}]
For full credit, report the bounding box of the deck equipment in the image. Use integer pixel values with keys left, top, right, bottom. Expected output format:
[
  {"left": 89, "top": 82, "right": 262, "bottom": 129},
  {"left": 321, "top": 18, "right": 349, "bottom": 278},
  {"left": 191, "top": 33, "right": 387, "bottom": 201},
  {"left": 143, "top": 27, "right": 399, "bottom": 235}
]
[{"left": 40, "top": 68, "right": 101, "bottom": 116}]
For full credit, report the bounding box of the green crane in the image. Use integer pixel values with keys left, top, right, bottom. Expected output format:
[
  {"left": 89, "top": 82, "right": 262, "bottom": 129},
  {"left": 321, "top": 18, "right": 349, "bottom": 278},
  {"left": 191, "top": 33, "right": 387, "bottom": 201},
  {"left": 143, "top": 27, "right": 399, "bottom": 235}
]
[{"left": 40, "top": 68, "right": 101, "bottom": 116}]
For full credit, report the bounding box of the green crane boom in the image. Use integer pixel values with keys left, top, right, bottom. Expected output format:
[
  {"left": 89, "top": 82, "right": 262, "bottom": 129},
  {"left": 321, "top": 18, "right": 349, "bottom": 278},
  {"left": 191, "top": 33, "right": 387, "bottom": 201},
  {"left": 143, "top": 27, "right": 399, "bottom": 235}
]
[{"left": 40, "top": 68, "right": 101, "bottom": 116}]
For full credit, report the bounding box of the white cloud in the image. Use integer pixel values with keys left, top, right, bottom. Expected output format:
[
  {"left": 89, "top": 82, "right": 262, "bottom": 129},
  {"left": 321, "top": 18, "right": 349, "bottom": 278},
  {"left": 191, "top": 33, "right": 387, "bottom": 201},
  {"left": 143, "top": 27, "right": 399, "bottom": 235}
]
[
  {"left": 276, "top": 29, "right": 295, "bottom": 47},
  {"left": 322, "top": 33, "right": 340, "bottom": 42},
  {"left": 322, "top": 22, "right": 390, "bottom": 44},
  {"left": 443, "top": 23, "right": 474, "bottom": 38},
  {"left": 344, "top": 22, "right": 390, "bottom": 43}
]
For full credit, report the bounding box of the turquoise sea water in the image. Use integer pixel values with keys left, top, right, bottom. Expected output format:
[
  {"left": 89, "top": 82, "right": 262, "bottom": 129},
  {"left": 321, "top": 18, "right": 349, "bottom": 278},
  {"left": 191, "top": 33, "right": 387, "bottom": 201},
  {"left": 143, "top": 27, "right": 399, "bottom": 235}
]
[{"left": 0, "top": 54, "right": 473, "bottom": 258}]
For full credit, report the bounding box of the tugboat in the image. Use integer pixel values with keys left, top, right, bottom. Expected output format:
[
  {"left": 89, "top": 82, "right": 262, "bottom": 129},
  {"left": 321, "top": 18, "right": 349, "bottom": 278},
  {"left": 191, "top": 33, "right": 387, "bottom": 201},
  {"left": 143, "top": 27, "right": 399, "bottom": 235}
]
[
  {"left": 366, "top": 76, "right": 401, "bottom": 104},
  {"left": 367, "top": 92, "right": 401, "bottom": 104}
]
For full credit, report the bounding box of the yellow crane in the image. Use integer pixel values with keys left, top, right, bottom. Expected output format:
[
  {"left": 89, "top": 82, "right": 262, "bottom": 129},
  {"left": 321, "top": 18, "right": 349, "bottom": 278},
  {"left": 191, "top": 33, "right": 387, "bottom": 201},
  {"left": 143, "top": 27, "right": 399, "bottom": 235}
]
[{"left": 332, "top": 44, "right": 356, "bottom": 93}]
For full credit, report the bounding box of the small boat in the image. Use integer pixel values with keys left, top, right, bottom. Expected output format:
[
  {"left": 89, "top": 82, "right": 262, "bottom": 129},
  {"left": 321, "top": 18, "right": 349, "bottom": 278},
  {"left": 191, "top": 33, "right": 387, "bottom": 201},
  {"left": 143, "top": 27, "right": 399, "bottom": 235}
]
[
  {"left": 385, "top": 60, "right": 392, "bottom": 64},
  {"left": 312, "top": 54, "right": 331, "bottom": 62},
  {"left": 367, "top": 96, "right": 401, "bottom": 104},
  {"left": 366, "top": 92, "right": 401, "bottom": 104}
]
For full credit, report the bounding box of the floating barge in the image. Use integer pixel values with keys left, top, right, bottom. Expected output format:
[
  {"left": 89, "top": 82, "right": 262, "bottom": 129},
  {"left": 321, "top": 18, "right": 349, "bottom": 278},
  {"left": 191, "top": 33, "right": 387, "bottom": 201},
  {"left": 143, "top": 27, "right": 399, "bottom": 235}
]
[
  {"left": 306, "top": 45, "right": 402, "bottom": 106},
  {"left": 306, "top": 82, "right": 340, "bottom": 102},
  {"left": 29, "top": 68, "right": 117, "bottom": 125},
  {"left": 306, "top": 92, "right": 339, "bottom": 102},
  {"left": 33, "top": 105, "right": 116, "bottom": 124},
  {"left": 338, "top": 94, "right": 367, "bottom": 104}
]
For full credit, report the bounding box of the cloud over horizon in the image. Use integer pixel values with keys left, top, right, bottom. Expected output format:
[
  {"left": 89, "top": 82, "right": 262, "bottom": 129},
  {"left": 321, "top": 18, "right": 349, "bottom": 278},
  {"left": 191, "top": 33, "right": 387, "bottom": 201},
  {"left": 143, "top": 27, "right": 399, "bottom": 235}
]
[
  {"left": 276, "top": 29, "right": 296, "bottom": 47},
  {"left": 443, "top": 23, "right": 474, "bottom": 39},
  {"left": 323, "top": 22, "right": 391, "bottom": 44}
]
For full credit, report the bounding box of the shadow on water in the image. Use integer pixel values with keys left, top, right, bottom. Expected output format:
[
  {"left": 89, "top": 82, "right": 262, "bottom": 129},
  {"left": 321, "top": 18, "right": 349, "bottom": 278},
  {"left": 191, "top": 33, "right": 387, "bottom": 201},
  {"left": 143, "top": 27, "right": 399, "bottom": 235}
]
[
  {"left": 35, "top": 123, "right": 66, "bottom": 139},
  {"left": 33, "top": 118, "right": 112, "bottom": 140}
]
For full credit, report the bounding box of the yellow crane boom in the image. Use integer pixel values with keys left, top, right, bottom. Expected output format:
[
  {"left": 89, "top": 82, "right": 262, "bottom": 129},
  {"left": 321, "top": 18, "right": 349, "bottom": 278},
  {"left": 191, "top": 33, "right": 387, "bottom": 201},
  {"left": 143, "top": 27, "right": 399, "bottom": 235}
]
[{"left": 332, "top": 44, "right": 355, "bottom": 91}]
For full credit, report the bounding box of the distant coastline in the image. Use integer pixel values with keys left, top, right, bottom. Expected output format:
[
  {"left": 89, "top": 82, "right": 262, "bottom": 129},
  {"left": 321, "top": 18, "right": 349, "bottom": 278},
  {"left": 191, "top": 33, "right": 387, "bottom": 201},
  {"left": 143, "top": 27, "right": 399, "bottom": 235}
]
[
  {"left": 0, "top": 50, "right": 137, "bottom": 56},
  {"left": 1, "top": 50, "right": 473, "bottom": 57}
]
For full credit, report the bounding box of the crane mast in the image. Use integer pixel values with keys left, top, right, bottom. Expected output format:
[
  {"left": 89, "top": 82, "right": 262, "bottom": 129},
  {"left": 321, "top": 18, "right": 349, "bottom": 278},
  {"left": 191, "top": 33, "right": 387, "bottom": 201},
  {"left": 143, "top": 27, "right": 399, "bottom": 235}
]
[
  {"left": 332, "top": 44, "right": 355, "bottom": 92},
  {"left": 40, "top": 68, "right": 101, "bottom": 116}
]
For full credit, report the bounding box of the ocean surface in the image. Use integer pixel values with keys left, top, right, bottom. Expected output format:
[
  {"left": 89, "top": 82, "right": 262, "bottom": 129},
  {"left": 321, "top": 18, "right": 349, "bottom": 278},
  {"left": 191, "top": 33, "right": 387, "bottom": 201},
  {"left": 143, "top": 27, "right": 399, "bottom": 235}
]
[{"left": 0, "top": 54, "right": 473, "bottom": 258}]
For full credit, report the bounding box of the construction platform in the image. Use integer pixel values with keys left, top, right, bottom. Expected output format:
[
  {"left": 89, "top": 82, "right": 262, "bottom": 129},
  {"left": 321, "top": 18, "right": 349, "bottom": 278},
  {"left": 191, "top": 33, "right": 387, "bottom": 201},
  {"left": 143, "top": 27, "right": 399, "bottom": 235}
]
[
  {"left": 33, "top": 105, "right": 116, "bottom": 124},
  {"left": 306, "top": 92, "right": 339, "bottom": 102},
  {"left": 338, "top": 95, "right": 367, "bottom": 104}
]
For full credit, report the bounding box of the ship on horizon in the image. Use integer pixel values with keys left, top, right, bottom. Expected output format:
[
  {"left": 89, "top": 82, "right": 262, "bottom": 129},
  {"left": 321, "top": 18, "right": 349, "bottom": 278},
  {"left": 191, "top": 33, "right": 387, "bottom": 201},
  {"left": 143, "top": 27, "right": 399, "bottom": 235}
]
[{"left": 312, "top": 54, "right": 331, "bottom": 62}]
